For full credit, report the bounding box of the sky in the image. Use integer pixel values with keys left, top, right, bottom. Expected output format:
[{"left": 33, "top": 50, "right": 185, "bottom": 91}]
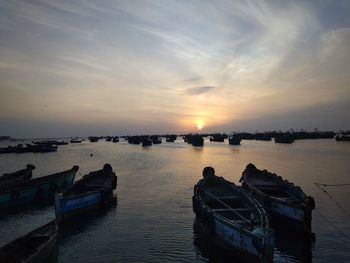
[{"left": 0, "top": 0, "right": 350, "bottom": 137}]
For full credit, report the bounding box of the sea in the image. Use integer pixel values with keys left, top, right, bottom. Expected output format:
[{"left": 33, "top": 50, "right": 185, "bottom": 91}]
[{"left": 0, "top": 138, "right": 349, "bottom": 263}]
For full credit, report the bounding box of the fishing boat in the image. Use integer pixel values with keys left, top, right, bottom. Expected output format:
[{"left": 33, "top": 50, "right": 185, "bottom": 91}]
[
  {"left": 0, "top": 164, "right": 35, "bottom": 185},
  {"left": 0, "top": 166, "right": 79, "bottom": 209},
  {"left": 335, "top": 133, "right": 350, "bottom": 141},
  {"left": 240, "top": 164, "right": 315, "bottom": 233},
  {"left": 191, "top": 134, "right": 204, "bottom": 146},
  {"left": 55, "top": 164, "right": 117, "bottom": 223},
  {"left": 193, "top": 167, "right": 274, "bottom": 263},
  {"left": 141, "top": 138, "right": 152, "bottom": 147},
  {"left": 0, "top": 220, "right": 58, "bottom": 262},
  {"left": 228, "top": 134, "right": 241, "bottom": 145}
]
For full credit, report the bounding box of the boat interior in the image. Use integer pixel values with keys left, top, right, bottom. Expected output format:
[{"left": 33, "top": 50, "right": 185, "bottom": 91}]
[
  {"left": 201, "top": 183, "right": 260, "bottom": 227},
  {"left": 248, "top": 177, "right": 297, "bottom": 200}
]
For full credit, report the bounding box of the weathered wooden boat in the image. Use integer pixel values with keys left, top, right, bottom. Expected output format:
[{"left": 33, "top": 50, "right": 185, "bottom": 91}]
[
  {"left": 0, "top": 164, "right": 35, "bottom": 186},
  {"left": 55, "top": 164, "right": 117, "bottom": 223},
  {"left": 0, "top": 166, "right": 79, "bottom": 209},
  {"left": 209, "top": 133, "right": 227, "bottom": 142},
  {"left": 0, "top": 220, "right": 58, "bottom": 263},
  {"left": 193, "top": 167, "right": 274, "bottom": 263},
  {"left": 240, "top": 164, "right": 315, "bottom": 233}
]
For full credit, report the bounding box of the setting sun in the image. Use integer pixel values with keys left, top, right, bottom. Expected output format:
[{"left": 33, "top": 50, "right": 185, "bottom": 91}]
[{"left": 196, "top": 120, "right": 205, "bottom": 130}]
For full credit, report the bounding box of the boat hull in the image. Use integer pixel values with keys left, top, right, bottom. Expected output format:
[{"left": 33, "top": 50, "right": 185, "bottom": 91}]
[
  {"left": 55, "top": 189, "right": 113, "bottom": 223},
  {"left": 0, "top": 167, "right": 78, "bottom": 209}
]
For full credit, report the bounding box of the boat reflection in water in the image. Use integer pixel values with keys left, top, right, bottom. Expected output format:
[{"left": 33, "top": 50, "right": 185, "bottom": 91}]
[
  {"left": 193, "top": 217, "right": 313, "bottom": 263},
  {"left": 273, "top": 223, "right": 314, "bottom": 263},
  {"left": 193, "top": 217, "right": 247, "bottom": 263}
]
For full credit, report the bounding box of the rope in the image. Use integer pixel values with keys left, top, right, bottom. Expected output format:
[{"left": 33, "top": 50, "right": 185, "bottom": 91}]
[
  {"left": 315, "top": 208, "right": 350, "bottom": 241},
  {"left": 314, "top": 183, "right": 350, "bottom": 218},
  {"left": 314, "top": 182, "right": 350, "bottom": 187}
]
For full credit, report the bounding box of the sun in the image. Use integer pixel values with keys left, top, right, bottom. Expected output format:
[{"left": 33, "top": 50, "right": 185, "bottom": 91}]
[{"left": 196, "top": 120, "right": 205, "bottom": 131}]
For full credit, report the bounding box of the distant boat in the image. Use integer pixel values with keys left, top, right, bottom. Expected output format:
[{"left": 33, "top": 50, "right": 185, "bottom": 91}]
[
  {"left": 0, "top": 164, "right": 35, "bottom": 186},
  {"left": 165, "top": 135, "right": 177, "bottom": 142},
  {"left": 89, "top": 136, "right": 99, "bottom": 142},
  {"left": 0, "top": 166, "right": 79, "bottom": 209},
  {"left": 228, "top": 134, "right": 241, "bottom": 145},
  {"left": 141, "top": 138, "right": 152, "bottom": 147},
  {"left": 70, "top": 138, "right": 82, "bottom": 143},
  {"left": 0, "top": 220, "right": 58, "bottom": 262},
  {"left": 240, "top": 164, "right": 315, "bottom": 233},
  {"left": 335, "top": 133, "right": 350, "bottom": 141},
  {"left": 191, "top": 134, "right": 204, "bottom": 147},
  {"left": 150, "top": 135, "right": 162, "bottom": 144},
  {"left": 274, "top": 134, "right": 294, "bottom": 144},
  {"left": 209, "top": 133, "right": 227, "bottom": 142},
  {"left": 55, "top": 164, "right": 117, "bottom": 223},
  {"left": 193, "top": 167, "right": 274, "bottom": 263},
  {"left": 112, "top": 136, "right": 119, "bottom": 143}
]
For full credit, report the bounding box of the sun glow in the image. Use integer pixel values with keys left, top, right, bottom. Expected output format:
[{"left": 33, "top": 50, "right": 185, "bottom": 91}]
[{"left": 196, "top": 120, "right": 205, "bottom": 130}]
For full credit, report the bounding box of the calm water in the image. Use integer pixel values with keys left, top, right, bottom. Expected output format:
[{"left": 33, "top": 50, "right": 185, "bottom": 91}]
[{"left": 0, "top": 139, "right": 349, "bottom": 262}]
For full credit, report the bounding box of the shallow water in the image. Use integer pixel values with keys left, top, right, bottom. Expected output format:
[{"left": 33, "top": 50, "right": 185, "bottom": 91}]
[{"left": 0, "top": 138, "right": 349, "bottom": 262}]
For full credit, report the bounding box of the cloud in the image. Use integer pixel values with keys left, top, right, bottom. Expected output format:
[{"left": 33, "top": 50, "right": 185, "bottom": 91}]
[{"left": 185, "top": 86, "right": 216, "bottom": 95}]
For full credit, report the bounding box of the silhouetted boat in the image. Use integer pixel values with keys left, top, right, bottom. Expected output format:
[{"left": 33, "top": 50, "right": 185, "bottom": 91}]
[
  {"left": 165, "top": 134, "right": 177, "bottom": 142},
  {"left": 0, "top": 166, "right": 79, "bottom": 209},
  {"left": 150, "top": 135, "right": 162, "bottom": 144},
  {"left": 141, "top": 138, "right": 152, "bottom": 147},
  {"left": 70, "top": 139, "right": 82, "bottom": 143},
  {"left": 0, "top": 164, "right": 35, "bottom": 186},
  {"left": 274, "top": 134, "right": 294, "bottom": 144},
  {"left": 193, "top": 167, "right": 274, "bottom": 263},
  {"left": 55, "top": 164, "right": 117, "bottom": 223},
  {"left": 335, "top": 133, "right": 350, "bottom": 141},
  {"left": 240, "top": 164, "right": 315, "bottom": 233},
  {"left": 128, "top": 136, "right": 141, "bottom": 144},
  {"left": 228, "top": 134, "right": 241, "bottom": 145},
  {"left": 112, "top": 136, "right": 119, "bottom": 143},
  {"left": 209, "top": 133, "right": 227, "bottom": 142},
  {"left": 0, "top": 220, "right": 58, "bottom": 262},
  {"left": 88, "top": 136, "right": 99, "bottom": 142},
  {"left": 191, "top": 134, "right": 204, "bottom": 147}
]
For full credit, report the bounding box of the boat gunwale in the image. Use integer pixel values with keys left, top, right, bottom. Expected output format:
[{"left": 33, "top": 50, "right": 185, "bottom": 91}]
[{"left": 0, "top": 167, "right": 78, "bottom": 194}]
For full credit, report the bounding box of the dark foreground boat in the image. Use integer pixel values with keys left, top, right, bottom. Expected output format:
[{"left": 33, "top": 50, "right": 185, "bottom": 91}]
[
  {"left": 240, "top": 164, "right": 315, "bottom": 233},
  {"left": 55, "top": 164, "right": 117, "bottom": 223},
  {"left": 0, "top": 166, "right": 79, "bottom": 209},
  {"left": 0, "top": 164, "right": 35, "bottom": 185},
  {"left": 0, "top": 220, "right": 58, "bottom": 263},
  {"left": 193, "top": 167, "right": 274, "bottom": 263}
]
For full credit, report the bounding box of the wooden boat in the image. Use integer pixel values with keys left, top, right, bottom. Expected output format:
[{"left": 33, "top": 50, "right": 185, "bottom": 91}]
[
  {"left": 0, "top": 220, "right": 58, "bottom": 262},
  {"left": 70, "top": 139, "right": 82, "bottom": 143},
  {"left": 274, "top": 134, "right": 294, "bottom": 144},
  {"left": 335, "top": 133, "right": 350, "bottom": 141},
  {"left": 0, "top": 164, "right": 35, "bottom": 185},
  {"left": 0, "top": 166, "right": 79, "bottom": 209},
  {"left": 193, "top": 167, "right": 274, "bottom": 263},
  {"left": 55, "top": 164, "right": 117, "bottom": 223},
  {"left": 240, "top": 164, "right": 315, "bottom": 233}
]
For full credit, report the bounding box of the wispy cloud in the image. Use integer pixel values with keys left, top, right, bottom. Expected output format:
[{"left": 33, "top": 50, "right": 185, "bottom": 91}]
[{"left": 185, "top": 86, "right": 216, "bottom": 96}]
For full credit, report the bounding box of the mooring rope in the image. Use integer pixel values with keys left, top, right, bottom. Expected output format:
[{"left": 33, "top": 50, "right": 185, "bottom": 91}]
[
  {"left": 314, "top": 183, "right": 350, "bottom": 218},
  {"left": 314, "top": 208, "right": 350, "bottom": 241},
  {"left": 314, "top": 182, "right": 350, "bottom": 187}
]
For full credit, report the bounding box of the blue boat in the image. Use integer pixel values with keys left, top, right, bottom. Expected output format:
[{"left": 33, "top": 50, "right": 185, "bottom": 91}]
[
  {"left": 55, "top": 164, "right": 117, "bottom": 223},
  {"left": 0, "top": 166, "right": 79, "bottom": 209},
  {"left": 193, "top": 167, "right": 274, "bottom": 263}
]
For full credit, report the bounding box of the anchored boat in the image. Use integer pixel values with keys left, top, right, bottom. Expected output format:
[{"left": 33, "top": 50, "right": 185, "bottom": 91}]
[
  {"left": 240, "top": 164, "right": 315, "bottom": 233},
  {"left": 55, "top": 164, "right": 117, "bottom": 223},
  {"left": 0, "top": 164, "right": 35, "bottom": 185},
  {"left": 0, "top": 220, "right": 58, "bottom": 262},
  {"left": 0, "top": 166, "right": 79, "bottom": 209},
  {"left": 193, "top": 167, "right": 274, "bottom": 263}
]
